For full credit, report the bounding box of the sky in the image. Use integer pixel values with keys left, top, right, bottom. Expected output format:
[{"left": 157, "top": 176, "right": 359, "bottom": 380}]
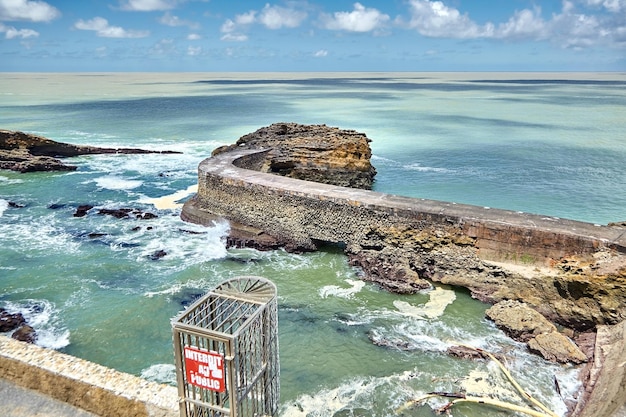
[{"left": 1, "top": 0, "right": 625, "bottom": 72}]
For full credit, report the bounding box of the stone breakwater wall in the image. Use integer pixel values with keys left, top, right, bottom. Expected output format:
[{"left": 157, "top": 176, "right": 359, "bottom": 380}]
[
  {"left": 0, "top": 335, "right": 178, "bottom": 417},
  {"left": 183, "top": 148, "right": 626, "bottom": 328},
  {"left": 185, "top": 149, "right": 626, "bottom": 259}
]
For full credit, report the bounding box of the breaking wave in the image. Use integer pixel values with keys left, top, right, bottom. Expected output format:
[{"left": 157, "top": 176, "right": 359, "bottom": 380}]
[{"left": 1, "top": 299, "right": 70, "bottom": 350}]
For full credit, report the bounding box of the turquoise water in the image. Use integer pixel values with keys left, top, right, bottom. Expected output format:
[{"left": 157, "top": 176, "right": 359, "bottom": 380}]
[{"left": 2, "top": 73, "right": 626, "bottom": 416}]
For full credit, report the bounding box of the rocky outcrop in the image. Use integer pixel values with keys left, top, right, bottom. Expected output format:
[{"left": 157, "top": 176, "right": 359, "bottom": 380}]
[
  {"left": 0, "top": 308, "right": 36, "bottom": 344},
  {"left": 0, "top": 129, "right": 180, "bottom": 172},
  {"left": 212, "top": 123, "right": 377, "bottom": 189},
  {"left": 486, "top": 300, "right": 587, "bottom": 364}
]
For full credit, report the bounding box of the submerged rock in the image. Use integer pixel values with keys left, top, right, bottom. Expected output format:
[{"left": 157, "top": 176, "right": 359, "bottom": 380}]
[
  {"left": 11, "top": 324, "right": 37, "bottom": 344},
  {"left": 73, "top": 204, "right": 94, "bottom": 217},
  {"left": 97, "top": 208, "right": 157, "bottom": 220}
]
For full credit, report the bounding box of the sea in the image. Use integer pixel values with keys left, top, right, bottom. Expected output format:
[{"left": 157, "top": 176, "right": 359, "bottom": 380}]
[{"left": 1, "top": 72, "right": 625, "bottom": 417}]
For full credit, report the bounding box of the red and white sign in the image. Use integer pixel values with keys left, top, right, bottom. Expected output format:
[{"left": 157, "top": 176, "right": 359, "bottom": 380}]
[{"left": 184, "top": 346, "right": 225, "bottom": 392}]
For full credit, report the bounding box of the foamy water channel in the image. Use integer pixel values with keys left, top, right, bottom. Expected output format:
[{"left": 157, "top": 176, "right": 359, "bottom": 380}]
[{"left": 2, "top": 72, "right": 625, "bottom": 416}]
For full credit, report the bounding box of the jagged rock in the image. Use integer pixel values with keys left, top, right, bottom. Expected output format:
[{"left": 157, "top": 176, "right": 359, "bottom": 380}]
[
  {"left": 97, "top": 208, "right": 157, "bottom": 220},
  {"left": 486, "top": 300, "right": 556, "bottom": 342},
  {"left": 528, "top": 332, "right": 588, "bottom": 364},
  {"left": 74, "top": 205, "right": 94, "bottom": 217},
  {"left": 348, "top": 251, "right": 430, "bottom": 294},
  {"left": 446, "top": 345, "right": 486, "bottom": 360},
  {"left": 148, "top": 250, "right": 167, "bottom": 260},
  {"left": 486, "top": 300, "right": 587, "bottom": 363},
  {"left": 11, "top": 324, "right": 37, "bottom": 344},
  {"left": 347, "top": 224, "right": 480, "bottom": 294},
  {"left": 212, "top": 123, "right": 377, "bottom": 189},
  {"left": 0, "top": 129, "right": 180, "bottom": 173},
  {"left": 0, "top": 309, "right": 26, "bottom": 332}
]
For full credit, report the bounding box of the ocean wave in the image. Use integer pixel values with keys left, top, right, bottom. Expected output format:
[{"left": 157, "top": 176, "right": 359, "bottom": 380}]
[
  {"left": 140, "top": 363, "right": 176, "bottom": 385},
  {"left": 403, "top": 163, "right": 453, "bottom": 173},
  {"left": 0, "top": 176, "right": 24, "bottom": 185},
  {"left": 94, "top": 175, "right": 143, "bottom": 190},
  {"left": 319, "top": 279, "right": 365, "bottom": 299},
  {"left": 1, "top": 216, "right": 81, "bottom": 254},
  {"left": 0, "top": 199, "right": 8, "bottom": 217},
  {"left": 1, "top": 299, "right": 70, "bottom": 350}
]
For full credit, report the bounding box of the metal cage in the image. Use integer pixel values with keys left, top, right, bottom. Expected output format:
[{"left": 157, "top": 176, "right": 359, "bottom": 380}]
[{"left": 172, "top": 276, "right": 279, "bottom": 417}]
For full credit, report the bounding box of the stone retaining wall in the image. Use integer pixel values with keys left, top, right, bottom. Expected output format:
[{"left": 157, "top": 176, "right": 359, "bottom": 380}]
[{"left": 0, "top": 336, "right": 178, "bottom": 417}]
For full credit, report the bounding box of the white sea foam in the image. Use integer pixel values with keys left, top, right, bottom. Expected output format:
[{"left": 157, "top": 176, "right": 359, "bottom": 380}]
[
  {"left": 393, "top": 287, "right": 456, "bottom": 319},
  {"left": 143, "top": 276, "right": 211, "bottom": 298},
  {"left": 140, "top": 363, "right": 176, "bottom": 385},
  {"left": 122, "top": 218, "right": 229, "bottom": 269},
  {"left": 280, "top": 376, "right": 385, "bottom": 417},
  {"left": 1, "top": 299, "right": 70, "bottom": 349},
  {"left": 0, "top": 199, "right": 8, "bottom": 217},
  {"left": 94, "top": 175, "right": 143, "bottom": 190},
  {"left": 319, "top": 279, "right": 365, "bottom": 299},
  {"left": 0, "top": 176, "right": 23, "bottom": 185},
  {"left": 0, "top": 217, "right": 81, "bottom": 254},
  {"left": 141, "top": 184, "right": 198, "bottom": 210},
  {"left": 403, "top": 163, "right": 453, "bottom": 173}
]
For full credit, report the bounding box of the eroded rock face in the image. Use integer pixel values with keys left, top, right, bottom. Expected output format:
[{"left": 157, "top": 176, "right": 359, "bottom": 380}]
[
  {"left": 212, "top": 123, "right": 377, "bottom": 189},
  {"left": 486, "top": 300, "right": 587, "bottom": 364}
]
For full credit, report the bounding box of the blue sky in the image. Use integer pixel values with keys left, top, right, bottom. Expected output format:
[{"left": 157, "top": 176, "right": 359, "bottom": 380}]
[{"left": 1, "top": 0, "right": 625, "bottom": 71}]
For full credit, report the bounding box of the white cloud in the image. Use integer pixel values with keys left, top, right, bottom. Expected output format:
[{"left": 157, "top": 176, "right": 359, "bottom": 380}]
[
  {"left": 401, "top": 0, "right": 624, "bottom": 49},
  {"left": 219, "top": 3, "right": 307, "bottom": 42},
  {"left": 74, "top": 17, "right": 150, "bottom": 38},
  {"left": 235, "top": 10, "right": 256, "bottom": 25},
  {"left": 0, "top": 0, "right": 60, "bottom": 22},
  {"left": 0, "top": 22, "right": 37, "bottom": 38},
  {"left": 404, "top": 0, "right": 492, "bottom": 38},
  {"left": 495, "top": 7, "right": 547, "bottom": 39},
  {"left": 321, "top": 2, "right": 389, "bottom": 32},
  {"left": 219, "top": 17, "right": 248, "bottom": 41},
  {"left": 583, "top": 0, "right": 625, "bottom": 12},
  {"left": 187, "top": 33, "right": 200, "bottom": 40},
  {"left": 150, "top": 38, "right": 175, "bottom": 54},
  {"left": 220, "top": 32, "right": 248, "bottom": 42},
  {"left": 187, "top": 45, "right": 201, "bottom": 56},
  {"left": 258, "top": 4, "right": 307, "bottom": 29},
  {"left": 313, "top": 49, "right": 328, "bottom": 57},
  {"left": 550, "top": 4, "right": 605, "bottom": 48},
  {"left": 158, "top": 12, "right": 199, "bottom": 29},
  {"left": 119, "top": 0, "right": 178, "bottom": 12}
]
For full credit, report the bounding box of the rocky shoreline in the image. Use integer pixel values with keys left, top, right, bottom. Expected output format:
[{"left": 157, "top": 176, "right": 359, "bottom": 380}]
[{"left": 0, "top": 129, "right": 180, "bottom": 173}]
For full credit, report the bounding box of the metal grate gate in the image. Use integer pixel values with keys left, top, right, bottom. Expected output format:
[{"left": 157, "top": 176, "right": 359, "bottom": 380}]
[{"left": 172, "top": 276, "right": 279, "bottom": 417}]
